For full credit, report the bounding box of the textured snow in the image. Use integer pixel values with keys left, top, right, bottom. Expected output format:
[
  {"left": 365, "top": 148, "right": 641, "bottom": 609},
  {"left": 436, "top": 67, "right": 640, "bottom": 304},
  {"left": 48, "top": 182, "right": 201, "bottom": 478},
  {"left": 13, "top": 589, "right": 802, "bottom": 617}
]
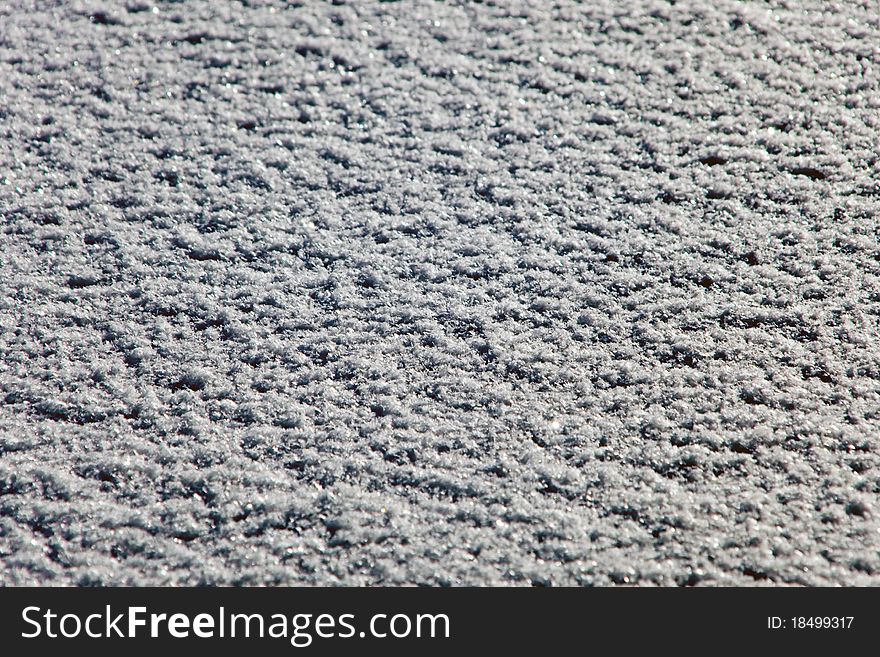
[{"left": 1, "top": 0, "right": 879, "bottom": 585}]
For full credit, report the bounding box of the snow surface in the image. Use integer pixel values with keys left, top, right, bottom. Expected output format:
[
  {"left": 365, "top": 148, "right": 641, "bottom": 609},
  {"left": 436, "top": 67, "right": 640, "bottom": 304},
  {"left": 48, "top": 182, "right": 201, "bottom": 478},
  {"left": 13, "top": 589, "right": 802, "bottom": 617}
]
[{"left": 1, "top": 0, "right": 879, "bottom": 585}]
